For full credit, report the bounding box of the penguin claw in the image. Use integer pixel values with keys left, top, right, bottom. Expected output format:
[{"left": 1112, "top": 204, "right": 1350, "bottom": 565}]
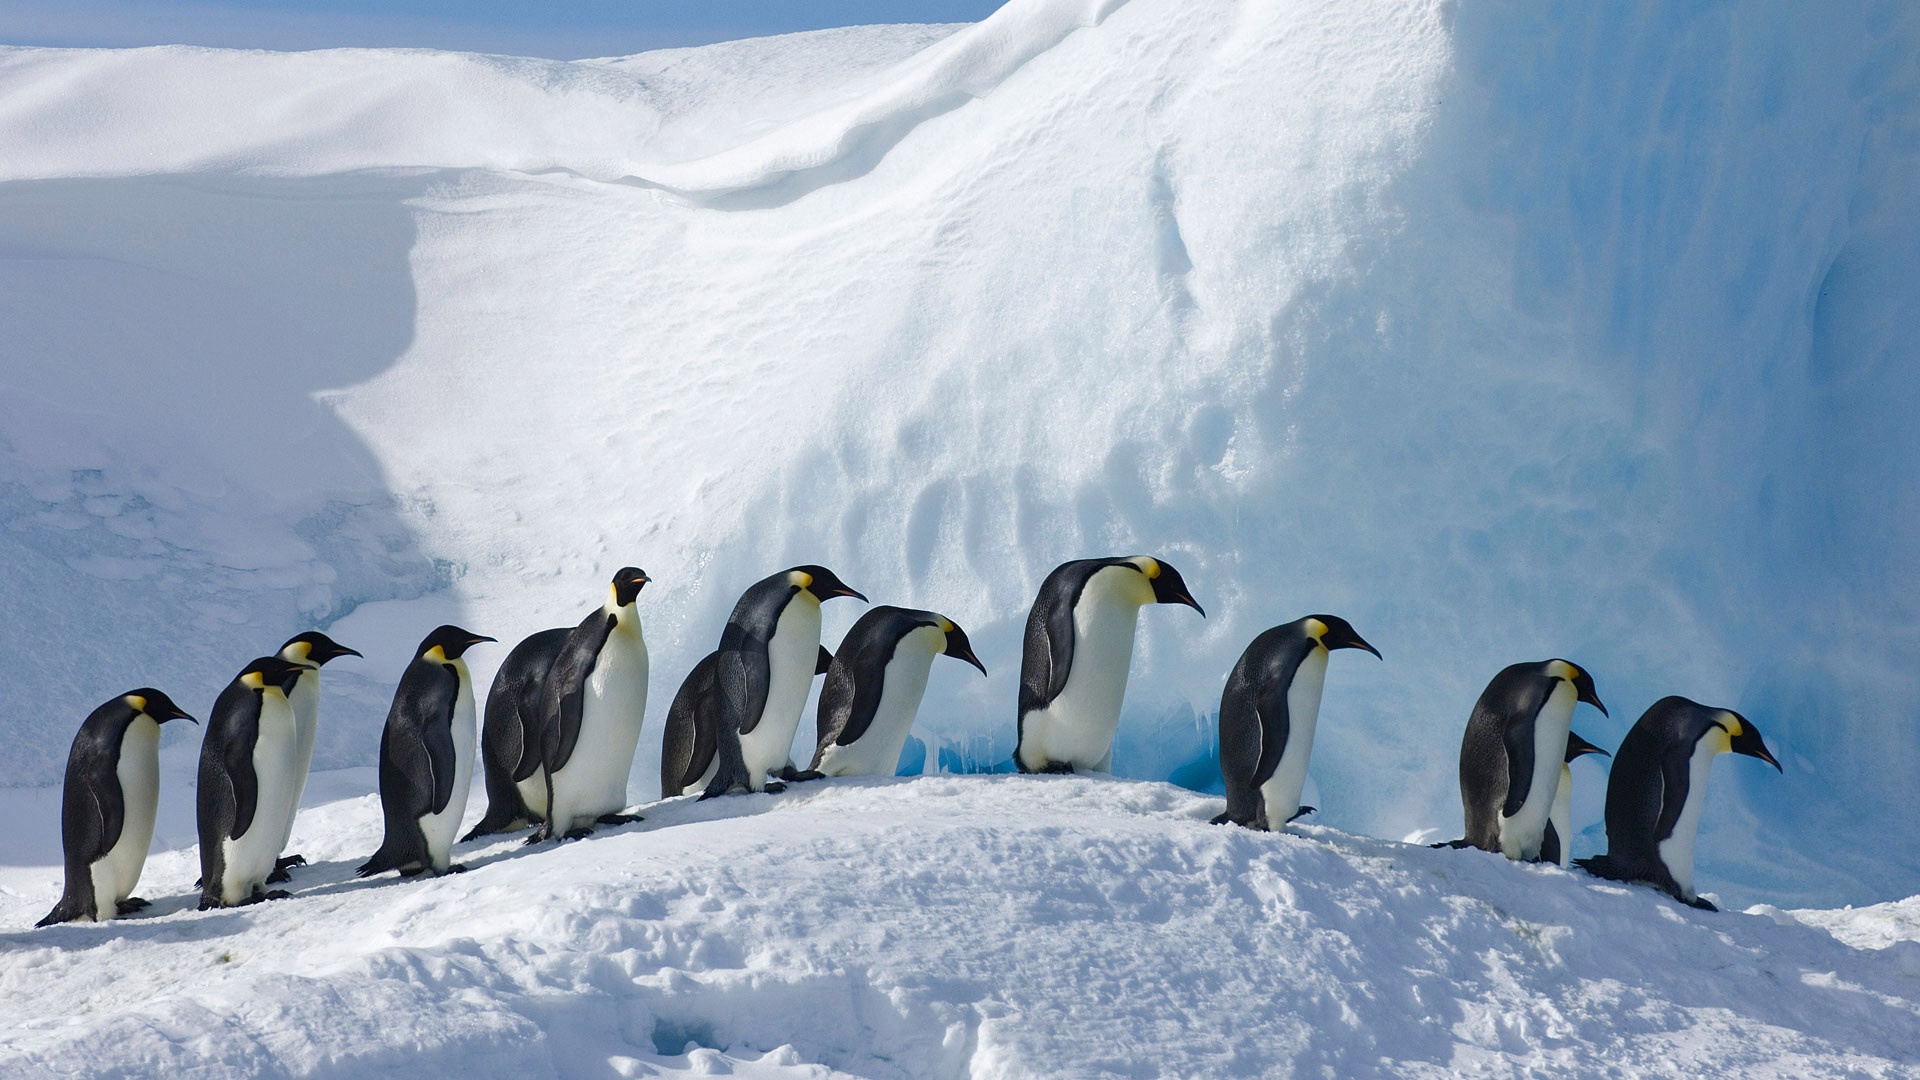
[
  {"left": 263, "top": 889, "right": 292, "bottom": 901},
  {"left": 116, "top": 897, "right": 150, "bottom": 915},
  {"left": 1687, "top": 896, "right": 1719, "bottom": 912},
  {"left": 275, "top": 854, "right": 307, "bottom": 870},
  {"left": 1286, "top": 806, "right": 1317, "bottom": 823},
  {"left": 563, "top": 827, "right": 595, "bottom": 841},
  {"left": 761, "top": 781, "right": 787, "bottom": 795},
  {"left": 777, "top": 766, "right": 824, "bottom": 783},
  {"left": 266, "top": 867, "right": 291, "bottom": 884},
  {"left": 595, "top": 812, "right": 642, "bottom": 826},
  {"left": 1208, "top": 812, "right": 1231, "bottom": 825},
  {"left": 444, "top": 863, "right": 468, "bottom": 875},
  {"left": 1039, "top": 762, "right": 1074, "bottom": 775}
]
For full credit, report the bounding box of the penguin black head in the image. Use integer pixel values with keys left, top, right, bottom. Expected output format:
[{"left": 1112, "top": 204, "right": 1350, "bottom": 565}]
[
  {"left": 1564, "top": 729, "right": 1610, "bottom": 762},
  {"left": 610, "top": 566, "right": 651, "bottom": 607},
  {"left": 935, "top": 617, "right": 989, "bottom": 677},
  {"left": 1718, "top": 710, "right": 1783, "bottom": 772},
  {"left": 418, "top": 624, "right": 496, "bottom": 662},
  {"left": 1546, "top": 659, "right": 1607, "bottom": 717},
  {"left": 1134, "top": 557, "right": 1205, "bottom": 617},
  {"left": 123, "top": 687, "right": 196, "bottom": 725},
  {"left": 239, "top": 656, "right": 308, "bottom": 696},
  {"left": 788, "top": 565, "right": 867, "bottom": 603},
  {"left": 1306, "top": 615, "right": 1381, "bottom": 659},
  {"left": 280, "top": 631, "right": 362, "bottom": 668}
]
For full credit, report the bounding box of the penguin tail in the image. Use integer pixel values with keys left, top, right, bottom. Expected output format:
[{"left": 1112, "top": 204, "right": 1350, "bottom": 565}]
[
  {"left": 356, "top": 835, "right": 413, "bottom": 878},
  {"left": 1572, "top": 854, "right": 1628, "bottom": 881},
  {"left": 35, "top": 889, "right": 90, "bottom": 928}
]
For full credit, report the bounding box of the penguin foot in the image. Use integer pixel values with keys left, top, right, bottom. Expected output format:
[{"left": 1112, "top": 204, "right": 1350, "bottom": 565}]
[
  {"left": 595, "top": 812, "right": 642, "bottom": 826},
  {"left": 761, "top": 781, "right": 788, "bottom": 795},
  {"left": 275, "top": 854, "right": 307, "bottom": 871},
  {"left": 563, "top": 827, "right": 596, "bottom": 841},
  {"left": 116, "top": 897, "right": 151, "bottom": 915},
  {"left": 1039, "top": 762, "right": 1075, "bottom": 775},
  {"left": 266, "top": 866, "right": 292, "bottom": 884},
  {"left": 1431, "top": 838, "right": 1474, "bottom": 850},
  {"left": 198, "top": 897, "right": 221, "bottom": 911},
  {"left": 444, "top": 863, "right": 469, "bottom": 875},
  {"left": 1286, "top": 806, "right": 1317, "bottom": 823},
  {"left": 1208, "top": 812, "right": 1231, "bottom": 825},
  {"left": 777, "top": 766, "right": 825, "bottom": 783},
  {"left": 264, "top": 889, "right": 292, "bottom": 901},
  {"left": 1686, "top": 895, "right": 1719, "bottom": 912},
  {"left": 525, "top": 826, "right": 553, "bottom": 845}
]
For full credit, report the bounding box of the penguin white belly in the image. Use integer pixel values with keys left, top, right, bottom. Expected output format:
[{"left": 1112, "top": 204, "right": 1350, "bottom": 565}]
[
  {"left": 549, "top": 621, "right": 649, "bottom": 827},
  {"left": 817, "top": 629, "right": 942, "bottom": 777},
  {"left": 517, "top": 766, "right": 549, "bottom": 818},
  {"left": 739, "top": 596, "right": 822, "bottom": 787},
  {"left": 1657, "top": 736, "right": 1722, "bottom": 900},
  {"left": 1259, "top": 649, "right": 1327, "bottom": 828},
  {"left": 276, "top": 669, "right": 320, "bottom": 854},
  {"left": 1548, "top": 763, "right": 1574, "bottom": 868},
  {"left": 90, "top": 716, "right": 160, "bottom": 919},
  {"left": 1029, "top": 571, "right": 1150, "bottom": 772},
  {"left": 416, "top": 661, "right": 477, "bottom": 870},
  {"left": 1499, "top": 681, "right": 1575, "bottom": 860},
  {"left": 219, "top": 696, "right": 299, "bottom": 904}
]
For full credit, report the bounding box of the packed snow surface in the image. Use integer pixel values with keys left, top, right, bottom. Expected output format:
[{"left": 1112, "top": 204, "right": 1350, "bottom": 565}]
[
  {"left": 2, "top": 0, "right": 1918, "bottom": 925},
  {"left": 2, "top": 773, "right": 1918, "bottom": 1077}
]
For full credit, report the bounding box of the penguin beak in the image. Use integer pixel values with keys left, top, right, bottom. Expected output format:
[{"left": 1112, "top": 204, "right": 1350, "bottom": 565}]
[
  {"left": 1730, "top": 723, "right": 1783, "bottom": 773},
  {"left": 944, "top": 629, "right": 988, "bottom": 677},
  {"left": 1329, "top": 629, "right": 1382, "bottom": 659},
  {"left": 1169, "top": 593, "right": 1205, "bottom": 618},
  {"left": 467, "top": 634, "right": 498, "bottom": 650},
  {"left": 161, "top": 706, "right": 198, "bottom": 726},
  {"left": 1574, "top": 674, "right": 1608, "bottom": 717},
  {"left": 333, "top": 644, "right": 364, "bottom": 661},
  {"left": 1565, "top": 730, "right": 1609, "bottom": 761}
]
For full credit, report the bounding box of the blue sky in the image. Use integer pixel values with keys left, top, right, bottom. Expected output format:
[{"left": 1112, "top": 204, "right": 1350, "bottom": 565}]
[{"left": 0, "top": 0, "right": 1006, "bottom": 57}]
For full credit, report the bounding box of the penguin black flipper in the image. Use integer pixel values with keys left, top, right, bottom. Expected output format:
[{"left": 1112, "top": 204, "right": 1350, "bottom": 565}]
[
  {"left": 703, "top": 640, "right": 769, "bottom": 798},
  {"left": 221, "top": 704, "right": 262, "bottom": 842},
  {"left": 810, "top": 645, "right": 838, "bottom": 750},
  {"left": 542, "top": 610, "right": 617, "bottom": 777},
  {"left": 358, "top": 662, "right": 459, "bottom": 877},
  {"left": 661, "top": 652, "right": 718, "bottom": 797},
  {"left": 1651, "top": 745, "right": 1693, "bottom": 846},
  {"left": 1500, "top": 713, "right": 1538, "bottom": 819},
  {"left": 466, "top": 626, "right": 570, "bottom": 841}
]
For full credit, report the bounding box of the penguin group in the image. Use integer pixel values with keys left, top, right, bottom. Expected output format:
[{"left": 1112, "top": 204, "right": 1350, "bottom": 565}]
[{"left": 37, "top": 553, "right": 1781, "bottom": 927}]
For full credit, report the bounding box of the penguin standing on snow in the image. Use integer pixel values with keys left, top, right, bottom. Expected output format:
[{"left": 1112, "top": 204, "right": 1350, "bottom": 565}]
[
  {"left": 1454, "top": 659, "right": 1608, "bottom": 861},
  {"left": 463, "top": 626, "right": 571, "bottom": 840},
  {"left": 1576, "top": 696, "right": 1780, "bottom": 910},
  {"left": 1211, "top": 615, "right": 1379, "bottom": 831},
  {"left": 533, "top": 568, "right": 653, "bottom": 841},
  {"left": 1539, "top": 731, "right": 1609, "bottom": 868},
  {"left": 661, "top": 644, "right": 832, "bottom": 797},
  {"left": 802, "top": 606, "right": 987, "bottom": 779},
  {"left": 358, "top": 626, "right": 494, "bottom": 878},
  {"left": 269, "top": 631, "right": 361, "bottom": 880},
  {"left": 198, "top": 656, "right": 309, "bottom": 908},
  {"left": 702, "top": 565, "right": 866, "bottom": 797},
  {"left": 38, "top": 690, "right": 196, "bottom": 926},
  {"left": 1015, "top": 556, "right": 1204, "bottom": 775}
]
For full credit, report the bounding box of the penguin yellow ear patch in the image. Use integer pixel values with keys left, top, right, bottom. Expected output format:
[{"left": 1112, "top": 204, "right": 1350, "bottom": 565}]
[
  {"left": 1721, "top": 712, "right": 1744, "bottom": 738},
  {"left": 126, "top": 694, "right": 148, "bottom": 712},
  {"left": 1143, "top": 558, "right": 1161, "bottom": 579},
  {"left": 794, "top": 571, "right": 814, "bottom": 589},
  {"left": 1306, "top": 618, "right": 1328, "bottom": 641},
  {"left": 424, "top": 645, "right": 447, "bottom": 663},
  {"left": 240, "top": 671, "right": 265, "bottom": 690},
  {"left": 937, "top": 617, "right": 955, "bottom": 633}
]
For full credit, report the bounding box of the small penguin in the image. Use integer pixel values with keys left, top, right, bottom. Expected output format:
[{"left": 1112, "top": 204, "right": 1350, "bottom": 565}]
[
  {"left": 198, "top": 656, "right": 309, "bottom": 909},
  {"left": 463, "top": 626, "right": 571, "bottom": 840},
  {"left": 358, "top": 625, "right": 494, "bottom": 879},
  {"left": 803, "top": 606, "right": 987, "bottom": 779},
  {"left": 1015, "top": 556, "right": 1204, "bottom": 774},
  {"left": 703, "top": 565, "right": 866, "bottom": 797},
  {"left": 1211, "top": 615, "right": 1379, "bottom": 831},
  {"left": 269, "top": 631, "right": 361, "bottom": 880},
  {"left": 533, "top": 568, "right": 652, "bottom": 841},
  {"left": 661, "top": 644, "right": 832, "bottom": 797},
  {"left": 1576, "top": 696, "right": 1780, "bottom": 910},
  {"left": 38, "top": 690, "right": 196, "bottom": 926},
  {"left": 1455, "top": 659, "right": 1607, "bottom": 861},
  {"left": 1539, "top": 731, "right": 1610, "bottom": 868}
]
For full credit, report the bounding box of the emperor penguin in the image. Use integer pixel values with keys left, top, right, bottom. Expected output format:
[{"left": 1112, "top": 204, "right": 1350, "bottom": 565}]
[
  {"left": 1576, "top": 697, "right": 1780, "bottom": 910},
  {"left": 269, "top": 631, "right": 361, "bottom": 880},
  {"left": 1455, "top": 659, "right": 1608, "bottom": 861},
  {"left": 1539, "top": 731, "right": 1609, "bottom": 868},
  {"left": 1014, "top": 556, "right": 1204, "bottom": 775},
  {"left": 804, "top": 606, "right": 987, "bottom": 779},
  {"left": 533, "top": 567, "right": 653, "bottom": 841},
  {"left": 38, "top": 689, "right": 196, "bottom": 926},
  {"left": 197, "top": 656, "right": 308, "bottom": 909},
  {"left": 1211, "top": 615, "right": 1379, "bottom": 831},
  {"left": 702, "top": 565, "right": 866, "bottom": 798},
  {"left": 463, "top": 626, "right": 571, "bottom": 840},
  {"left": 358, "top": 625, "right": 494, "bottom": 878},
  {"left": 661, "top": 644, "right": 832, "bottom": 797}
]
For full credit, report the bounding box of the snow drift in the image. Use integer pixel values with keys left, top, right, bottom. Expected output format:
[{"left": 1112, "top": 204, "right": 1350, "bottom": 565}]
[{"left": 2, "top": 0, "right": 1918, "bottom": 911}]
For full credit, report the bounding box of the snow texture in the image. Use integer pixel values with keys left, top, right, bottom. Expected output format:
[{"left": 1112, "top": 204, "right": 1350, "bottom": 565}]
[
  {"left": 1, "top": 771, "right": 1917, "bottom": 1077},
  {"left": 2, "top": 0, "right": 1918, "bottom": 921}
]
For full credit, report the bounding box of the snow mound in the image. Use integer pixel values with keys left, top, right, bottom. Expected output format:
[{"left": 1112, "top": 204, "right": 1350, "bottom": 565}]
[
  {"left": 3, "top": 0, "right": 1919, "bottom": 912},
  {"left": 1, "top": 776, "right": 1915, "bottom": 1077}
]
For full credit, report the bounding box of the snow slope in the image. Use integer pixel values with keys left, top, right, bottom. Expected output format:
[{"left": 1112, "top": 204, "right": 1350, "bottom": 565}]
[
  {"left": 3, "top": 0, "right": 1919, "bottom": 913},
  {"left": 1, "top": 774, "right": 1917, "bottom": 1077}
]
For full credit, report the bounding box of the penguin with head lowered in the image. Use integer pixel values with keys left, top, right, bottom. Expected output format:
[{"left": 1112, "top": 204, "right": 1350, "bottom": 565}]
[
  {"left": 38, "top": 690, "right": 196, "bottom": 926},
  {"left": 532, "top": 567, "right": 652, "bottom": 841},
  {"left": 702, "top": 565, "right": 865, "bottom": 797},
  {"left": 464, "top": 626, "right": 571, "bottom": 840},
  {"left": 1454, "top": 659, "right": 1607, "bottom": 861},
  {"left": 1539, "top": 731, "right": 1609, "bottom": 868},
  {"left": 198, "top": 656, "right": 308, "bottom": 909},
  {"left": 800, "top": 606, "right": 986, "bottom": 779},
  {"left": 661, "top": 644, "right": 832, "bottom": 797},
  {"left": 1576, "top": 696, "right": 1780, "bottom": 910},
  {"left": 358, "top": 625, "right": 494, "bottom": 878},
  {"left": 1015, "top": 556, "right": 1204, "bottom": 775},
  {"left": 269, "top": 631, "right": 361, "bottom": 880},
  {"left": 1212, "top": 615, "right": 1379, "bottom": 831}
]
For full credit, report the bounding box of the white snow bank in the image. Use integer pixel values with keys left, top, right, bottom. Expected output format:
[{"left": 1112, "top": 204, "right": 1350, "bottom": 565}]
[
  {"left": 3, "top": 0, "right": 1918, "bottom": 912},
  {"left": 0, "top": 775, "right": 1915, "bottom": 1077}
]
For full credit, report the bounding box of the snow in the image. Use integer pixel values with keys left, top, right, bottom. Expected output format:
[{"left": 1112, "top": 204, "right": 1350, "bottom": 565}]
[
  {"left": 1, "top": 772, "right": 1917, "bottom": 1076},
  {"left": 0, "top": 0, "right": 1915, "bottom": 1010}
]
